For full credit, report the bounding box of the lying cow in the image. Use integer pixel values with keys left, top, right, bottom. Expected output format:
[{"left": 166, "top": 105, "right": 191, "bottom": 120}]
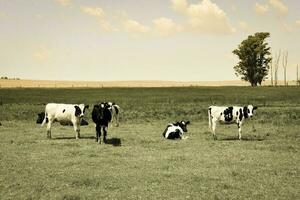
[
  {"left": 107, "top": 102, "right": 120, "bottom": 127},
  {"left": 208, "top": 105, "right": 257, "bottom": 140},
  {"left": 37, "top": 112, "right": 89, "bottom": 126},
  {"left": 92, "top": 102, "right": 112, "bottom": 144},
  {"left": 41, "top": 103, "right": 89, "bottom": 139},
  {"left": 162, "top": 121, "right": 190, "bottom": 139}
]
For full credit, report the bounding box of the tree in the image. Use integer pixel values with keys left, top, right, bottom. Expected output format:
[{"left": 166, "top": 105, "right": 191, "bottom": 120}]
[
  {"left": 270, "top": 52, "right": 273, "bottom": 86},
  {"left": 296, "top": 65, "right": 300, "bottom": 85},
  {"left": 233, "top": 32, "right": 272, "bottom": 86},
  {"left": 273, "top": 50, "right": 281, "bottom": 87},
  {"left": 282, "top": 50, "right": 288, "bottom": 86}
]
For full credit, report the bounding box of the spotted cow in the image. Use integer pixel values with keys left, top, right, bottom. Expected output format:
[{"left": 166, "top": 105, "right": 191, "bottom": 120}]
[
  {"left": 41, "top": 103, "right": 89, "bottom": 139},
  {"left": 208, "top": 105, "right": 257, "bottom": 140},
  {"left": 162, "top": 121, "right": 190, "bottom": 140}
]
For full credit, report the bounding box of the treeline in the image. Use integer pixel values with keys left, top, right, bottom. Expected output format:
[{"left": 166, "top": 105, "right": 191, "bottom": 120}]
[{"left": 1, "top": 77, "right": 21, "bottom": 80}]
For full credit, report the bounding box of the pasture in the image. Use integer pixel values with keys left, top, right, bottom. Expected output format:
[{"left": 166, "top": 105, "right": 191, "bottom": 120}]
[{"left": 0, "top": 87, "right": 299, "bottom": 199}]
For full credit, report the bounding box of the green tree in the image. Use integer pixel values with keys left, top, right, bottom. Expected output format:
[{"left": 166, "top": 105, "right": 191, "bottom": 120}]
[{"left": 233, "top": 32, "right": 271, "bottom": 86}]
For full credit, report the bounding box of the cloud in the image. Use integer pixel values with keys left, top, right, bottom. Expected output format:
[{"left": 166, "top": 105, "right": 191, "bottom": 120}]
[
  {"left": 81, "top": 6, "right": 105, "bottom": 17},
  {"left": 81, "top": 6, "right": 117, "bottom": 32},
  {"left": 268, "top": 0, "right": 288, "bottom": 15},
  {"left": 296, "top": 20, "right": 300, "bottom": 27},
  {"left": 171, "top": 0, "right": 188, "bottom": 14},
  {"left": 171, "top": 0, "right": 235, "bottom": 34},
  {"left": 153, "top": 17, "right": 182, "bottom": 37},
  {"left": 33, "top": 48, "right": 49, "bottom": 62},
  {"left": 55, "top": 0, "right": 71, "bottom": 7},
  {"left": 255, "top": 3, "right": 269, "bottom": 15},
  {"left": 122, "top": 19, "right": 150, "bottom": 34}
]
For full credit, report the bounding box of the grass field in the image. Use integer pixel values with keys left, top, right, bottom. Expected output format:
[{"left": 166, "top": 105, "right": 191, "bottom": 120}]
[{"left": 0, "top": 87, "right": 299, "bottom": 199}]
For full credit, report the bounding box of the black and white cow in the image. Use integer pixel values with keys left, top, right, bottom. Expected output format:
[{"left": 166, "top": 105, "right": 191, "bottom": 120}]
[
  {"left": 208, "top": 105, "right": 258, "bottom": 140},
  {"left": 107, "top": 102, "right": 120, "bottom": 127},
  {"left": 37, "top": 112, "right": 89, "bottom": 126},
  {"left": 41, "top": 103, "right": 89, "bottom": 139},
  {"left": 162, "top": 121, "right": 190, "bottom": 140},
  {"left": 92, "top": 102, "right": 112, "bottom": 144}
]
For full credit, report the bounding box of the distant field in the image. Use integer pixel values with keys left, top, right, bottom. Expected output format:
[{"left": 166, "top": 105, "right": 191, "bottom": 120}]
[
  {"left": 1, "top": 79, "right": 298, "bottom": 88},
  {"left": 0, "top": 87, "right": 299, "bottom": 199}
]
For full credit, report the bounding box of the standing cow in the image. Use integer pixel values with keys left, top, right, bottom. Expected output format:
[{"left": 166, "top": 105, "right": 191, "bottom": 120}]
[
  {"left": 162, "top": 121, "right": 190, "bottom": 140},
  {"left": 41, "top": 103, "right": 89, "bottom": 139},
  {"left": 37, "top": 112, "right": 89, "bottom": 126},
  {"left": 107, "top": 102, "right": 120, "bottom": 127},
  {"left": 92, "top": 102, "right": 112, "bottom": 144},
  {"left": 208, "top": 105, "right": 257, "bottom": 140}
]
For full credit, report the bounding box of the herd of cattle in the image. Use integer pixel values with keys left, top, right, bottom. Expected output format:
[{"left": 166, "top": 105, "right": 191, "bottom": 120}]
[{"left": 36, "top": 102, "right": 258, "bottom": 143}]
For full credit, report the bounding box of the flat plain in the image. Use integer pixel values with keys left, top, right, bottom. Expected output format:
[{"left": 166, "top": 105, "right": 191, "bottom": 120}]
[{"left": 0, "top": 87, "right": 299, "bottom": 199}]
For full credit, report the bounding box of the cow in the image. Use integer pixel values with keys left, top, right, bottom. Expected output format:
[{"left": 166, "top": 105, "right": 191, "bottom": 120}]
[
  {"left": 92, "top": 102, "right": 112, "bottom": 144},
  {"left": 107, "top": 102, "right": 120, "bottom": 127},
  {"left": 208, "top": 105, "right": 258, "bottom": 140},
  {"left": 162, "top": 121, "right": 190, "bottom": 140},
  {"left": 41, "top": 103, "right": 89, "bottom": 139},
  {"left": 36, "top": 112, "right": 89, "bottom": 126}
]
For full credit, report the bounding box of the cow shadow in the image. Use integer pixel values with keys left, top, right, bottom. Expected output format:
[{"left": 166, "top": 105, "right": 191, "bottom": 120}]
[
  {"left": 105, "top": 138, "right": 122, "bottom": 146},
  {"left": 53, "top": 136, "right": 95, "bottom": 140},
  {"left": 220, "top": 135, "right": 266, "bottom": 141}
]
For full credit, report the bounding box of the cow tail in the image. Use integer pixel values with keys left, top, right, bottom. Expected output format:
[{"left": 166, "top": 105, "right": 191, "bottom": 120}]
[
  {"left": 208, "top": 107, "right": 212, "bottom": 130},
  {"left": 41, "top": 112, "right": 47, "bottom": 126},
  {"left": 113, "top": 105, "right": 120, "bottom": 114}
]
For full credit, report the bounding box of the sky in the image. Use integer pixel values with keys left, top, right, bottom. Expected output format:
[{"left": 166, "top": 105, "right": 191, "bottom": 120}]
[{"left": 0, "top": 0, "right": 299, "bottom": 81}]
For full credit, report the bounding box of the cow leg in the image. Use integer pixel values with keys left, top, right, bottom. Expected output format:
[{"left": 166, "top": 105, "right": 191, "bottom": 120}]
[
  {"left": 46, "top": 119, "right": 52, "bottom": 139},
  {"left": 115, "top": 114, "right": 119, "bottom": 127},
  {"left": 237, "top": 121, "right": 242, "bottom": 140},
  {"left": 103, "top": 126, "right": 108, "bottom": 144},
  {"left": 212, "top": 119, "right": 217, "bottom": 140},
  {"left": 95, "top": 124, "right": 101, "bottom": 144},
  {"left": 73, "top": 122, "right": 80, "bottom": 139}
]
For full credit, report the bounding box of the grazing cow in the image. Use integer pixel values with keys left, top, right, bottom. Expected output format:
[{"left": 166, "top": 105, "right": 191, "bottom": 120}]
[
  {"left": 92, "top": 102, "right": 112, "bottom": 144},
  {"left": 162, "top": 121, "right": 190, "bottom": 140},
  {"left": 36, "top": 112, "right": 89, "bottom": 126},
  {"left": 208, "top": 105, "right": 258, "bottom": 140},
  {"left": 41, "top": 103, "right": 89, "bottom": 139},
  {"left": 107, "top": 102, "right": 120, "bottom": 127}
]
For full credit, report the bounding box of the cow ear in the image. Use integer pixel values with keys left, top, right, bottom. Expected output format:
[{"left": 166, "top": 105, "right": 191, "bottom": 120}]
[
  {"left": 85, "top": 105, "right": 89, "bottom": 109},
  {"left": 173, "top": 122, "right": 179, "bottom": 126},
  {"left": 185, "top": 121, "right": 190, "bottom": 125},
  {"left": 253, "top": 106, "right": 258, "bottom": 110},
  {"left": 74, "top": 106, "right": 81, "bottom": 117}
]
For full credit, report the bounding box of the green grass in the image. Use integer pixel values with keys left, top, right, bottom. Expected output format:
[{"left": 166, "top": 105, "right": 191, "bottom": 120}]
[{"left": 0, "top": 87, "right": 299, "bottom": 199}]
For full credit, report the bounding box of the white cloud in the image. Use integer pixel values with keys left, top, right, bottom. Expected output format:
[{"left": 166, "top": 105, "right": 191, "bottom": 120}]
[
  {"left": 81, "top": 6, "right": 105, "bottom": 17},
  {"left": 268, "top": 0, "right": 288, "bottom": 15},
  {"left": 81, "top": 6, "right": 117, "bottom": 32},
  {"left": 171, "top": 0, "right": 235, "bottom": 34},
  {"left": 122, "top": 19, "right": 150, "bottom": 34},
  {"left": 255, "top": 3, "right": 269, "bottom": 15},
  {"left": 55, "top": 0, "right": 71, "bottom": 7},
  {"left": 295, "top": 20, "right": 300, "bottom": 27},
  {"left": 171, "top": 0, "right": 188, "bottom": 14},
  {"left": 153, "top": 17, "right": 182, "bottom": 37}
]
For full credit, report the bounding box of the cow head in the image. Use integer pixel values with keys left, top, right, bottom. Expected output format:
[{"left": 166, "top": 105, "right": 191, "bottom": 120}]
[
  {"left": 245, "top": 105, "right": 258, "bottom": 118},
  {"left": 74, "top": 104, "right": 89, "bottom": 118},
  {"left": 92, "top": 102, "right": 112, "bottom": 122},
  {"left": 36, "top": 112, "right": 45, "bottom": 124},
  {"left": 174, "top": 121, "right": 190, "bottom": 132}
]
